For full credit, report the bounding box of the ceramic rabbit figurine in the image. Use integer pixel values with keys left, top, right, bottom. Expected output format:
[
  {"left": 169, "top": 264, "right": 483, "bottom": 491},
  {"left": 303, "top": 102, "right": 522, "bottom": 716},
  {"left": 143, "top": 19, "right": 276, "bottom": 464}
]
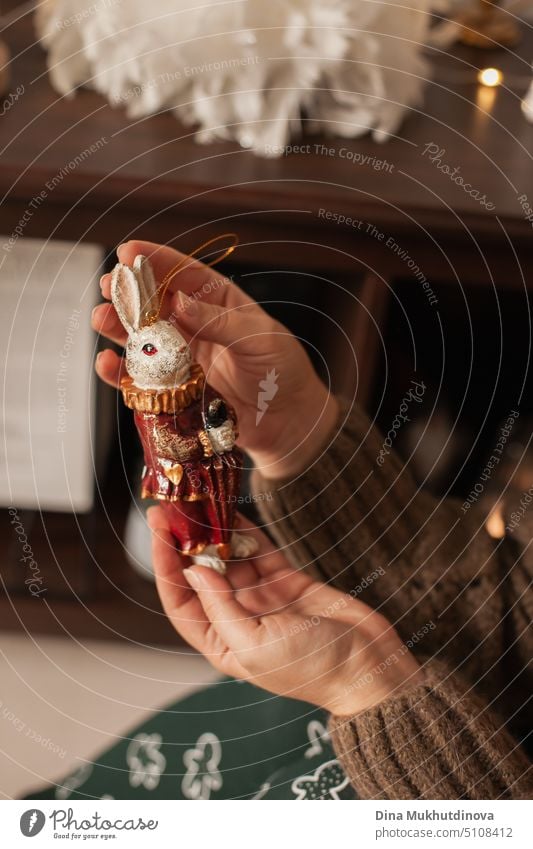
[{"left": 111, "top": 254, "right": 258, "bottom": 573}]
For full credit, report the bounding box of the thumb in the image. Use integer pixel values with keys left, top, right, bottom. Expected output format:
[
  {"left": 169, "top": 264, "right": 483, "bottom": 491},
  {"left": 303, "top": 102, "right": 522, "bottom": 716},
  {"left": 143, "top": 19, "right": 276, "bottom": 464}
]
[
  {"left": 183, "top": 566, "right": 261, "bottom": 650},
  {"left": 174, "top": 293, "right": 272, "bottom": 353}
]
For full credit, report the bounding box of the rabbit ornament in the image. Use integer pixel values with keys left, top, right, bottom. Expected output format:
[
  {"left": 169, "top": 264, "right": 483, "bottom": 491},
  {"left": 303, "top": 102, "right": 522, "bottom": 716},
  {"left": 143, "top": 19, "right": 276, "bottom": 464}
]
[{"left": 111, "top": 253, "right": 257, "bottom": 573}]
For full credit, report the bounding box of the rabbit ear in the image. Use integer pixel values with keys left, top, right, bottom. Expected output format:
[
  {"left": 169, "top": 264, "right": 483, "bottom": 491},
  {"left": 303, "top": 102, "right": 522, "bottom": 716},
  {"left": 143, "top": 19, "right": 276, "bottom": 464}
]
[
  {"left": 111, "top": 263, "right": 141, "bottom": 336},
  {"left": 133, "top": 255, "right": 160, "bottom": 324}
]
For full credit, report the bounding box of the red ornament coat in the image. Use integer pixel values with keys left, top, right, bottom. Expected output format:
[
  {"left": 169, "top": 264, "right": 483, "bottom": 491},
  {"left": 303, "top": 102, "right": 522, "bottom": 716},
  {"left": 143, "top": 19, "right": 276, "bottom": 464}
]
[{"left": 121, "top": 363, "right": 242, "bottom": 559}]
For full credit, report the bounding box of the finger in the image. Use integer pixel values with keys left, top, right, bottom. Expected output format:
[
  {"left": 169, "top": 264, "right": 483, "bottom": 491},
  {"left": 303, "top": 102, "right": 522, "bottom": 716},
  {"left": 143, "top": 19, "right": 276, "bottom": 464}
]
[
  {"left": 149, "top": 514, "right": 249, "bottom": 678},
  {"left": 236, "top": 564, "right": 318, "bottom": 615},
  {"left": 225, "top": 560, "right": 261, "bottom": 592},
  {"left": 234, "top": 513, "right": 277, "bottom": 555},
  {"left": 183, "top": 566, "right": 262, "bottom": 651},
  {"left": 146, "top": 505, "right": 167, "bottom": 530},
  {"left": 100, "top": 273, "right": 111, "bottom": 300},
  {"left": 233, "top": 517, "right": 368, "bottom": 617},
  {"left": 223, "top": 514, "right": 276, "bottom": 589},
  {"left": 225, "top": 517, "right": 293, "bottom": 590},
  {"left": 92, "top": 303, "right": 128, "bottom": 346},
  {"left": 147, "top": 507, "right": 199, "bottom": 610},
  {"left": 95, "top": 349, "right": 124, "bottom": 388},
  {"left": 233, "top": 514, "right": 300, "bottom": 580},
  {"left": 148, "top": 508, "right": 212, "bottom": 650},
  {"left": 175, "top": 298, "right": 277, "bottom": 353}
]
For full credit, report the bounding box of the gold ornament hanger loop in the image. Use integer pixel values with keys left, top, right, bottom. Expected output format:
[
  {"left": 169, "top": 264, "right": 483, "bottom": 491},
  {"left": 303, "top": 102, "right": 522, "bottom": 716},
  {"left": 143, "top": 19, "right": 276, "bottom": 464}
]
[{"left": 144, "top": 233, "right": 238, "bottom": 325}]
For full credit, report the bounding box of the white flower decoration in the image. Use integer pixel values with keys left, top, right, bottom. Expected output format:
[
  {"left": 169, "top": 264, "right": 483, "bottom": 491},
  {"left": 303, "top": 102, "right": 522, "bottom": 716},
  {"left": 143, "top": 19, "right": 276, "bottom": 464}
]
[
  {"left": 292, "top": 759, "right": 351, "bottom": 800},
  {"left": 182, "top": 732, "right": 223, "bottom": 800},
  {"left": 127, "top": 732, "right": 166, "bottom": 791},
  {"left": 55, "top": 764, "right": 93, "bottom": 799},
  {"left": 304, "top": 719, "right": 331, "bottom": 759}
]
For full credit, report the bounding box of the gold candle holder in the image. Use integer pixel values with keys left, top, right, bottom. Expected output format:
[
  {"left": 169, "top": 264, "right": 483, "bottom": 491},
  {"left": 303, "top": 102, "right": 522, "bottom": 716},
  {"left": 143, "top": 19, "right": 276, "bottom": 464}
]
[{"left": 457, "top": 0, "right": 521, "bottom": 48}]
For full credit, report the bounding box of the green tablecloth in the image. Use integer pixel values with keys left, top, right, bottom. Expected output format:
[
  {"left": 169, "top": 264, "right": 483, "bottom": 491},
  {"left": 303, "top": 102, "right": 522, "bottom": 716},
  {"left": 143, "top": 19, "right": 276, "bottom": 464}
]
[{"left": 26, "top": 679, "right": 356, "bottom": 800}]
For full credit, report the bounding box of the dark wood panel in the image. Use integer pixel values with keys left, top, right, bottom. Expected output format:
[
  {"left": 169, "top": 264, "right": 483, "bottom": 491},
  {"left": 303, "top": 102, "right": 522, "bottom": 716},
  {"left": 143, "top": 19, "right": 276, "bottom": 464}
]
[{"left": 1, "top": 7, "right": 532, "bottom": 251}]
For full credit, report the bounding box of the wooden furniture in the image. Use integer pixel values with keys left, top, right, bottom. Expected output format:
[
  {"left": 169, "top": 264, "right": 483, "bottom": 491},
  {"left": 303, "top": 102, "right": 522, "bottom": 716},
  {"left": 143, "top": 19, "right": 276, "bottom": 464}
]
[
  {"left": 2, "top": 11, "right": 532, "bottom": 271},
  {"left": 1, "top": 5, "right": 532, "bottom": 642}
]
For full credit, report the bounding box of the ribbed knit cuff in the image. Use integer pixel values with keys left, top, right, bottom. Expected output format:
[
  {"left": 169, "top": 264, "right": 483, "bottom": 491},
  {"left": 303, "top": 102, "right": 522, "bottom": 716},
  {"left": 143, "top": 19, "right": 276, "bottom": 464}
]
[{"left": 329, "top": 661, "right": 533, "bottom": 800}]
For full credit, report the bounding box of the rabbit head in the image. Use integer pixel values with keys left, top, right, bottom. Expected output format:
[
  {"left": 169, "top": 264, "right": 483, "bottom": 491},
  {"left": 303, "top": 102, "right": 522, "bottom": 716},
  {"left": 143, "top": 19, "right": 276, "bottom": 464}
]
[{"left": 111, "top": 254, "right": 192, "bottom": 391}]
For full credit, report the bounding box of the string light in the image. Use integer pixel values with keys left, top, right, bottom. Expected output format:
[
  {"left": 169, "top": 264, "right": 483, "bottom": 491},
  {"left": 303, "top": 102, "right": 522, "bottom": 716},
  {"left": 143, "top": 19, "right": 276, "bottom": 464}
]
[
  {"left": 485, "top": 503, "right": 505, "bottom": 539},
  {"left": 477, "top": 67, "right": 503, "bottom": 88}
]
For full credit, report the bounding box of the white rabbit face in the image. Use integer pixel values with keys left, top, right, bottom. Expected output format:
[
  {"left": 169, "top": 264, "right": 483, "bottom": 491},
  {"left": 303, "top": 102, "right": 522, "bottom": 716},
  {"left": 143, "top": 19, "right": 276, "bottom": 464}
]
[
  {"left": 110, "top": 255, "right": 193, "bottom": 390},
  {"left": 126, "top": 320, "right": 192, "bottom": 390}
]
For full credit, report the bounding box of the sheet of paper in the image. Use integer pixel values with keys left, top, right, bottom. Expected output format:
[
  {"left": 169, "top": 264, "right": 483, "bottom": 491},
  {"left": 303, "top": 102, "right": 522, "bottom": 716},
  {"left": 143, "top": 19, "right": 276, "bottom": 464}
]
[{"left": 0, "top": 238, "right": 104, "bottom": 512}]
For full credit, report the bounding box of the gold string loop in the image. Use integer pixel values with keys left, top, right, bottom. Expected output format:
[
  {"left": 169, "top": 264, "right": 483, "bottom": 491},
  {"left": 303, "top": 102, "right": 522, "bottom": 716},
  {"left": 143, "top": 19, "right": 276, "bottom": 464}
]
[{"left": 144, "top": 232, "right": 238, "bottom": 325}]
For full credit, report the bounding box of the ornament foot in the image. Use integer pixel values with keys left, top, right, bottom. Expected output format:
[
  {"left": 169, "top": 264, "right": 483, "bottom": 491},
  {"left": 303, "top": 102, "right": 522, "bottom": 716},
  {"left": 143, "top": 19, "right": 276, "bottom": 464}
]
[
  {"left": 231, "top": 532, "right": 259, "bottom": 559},
  {"left": 192, "top": 545, "right": 227, "bottom": 574}
]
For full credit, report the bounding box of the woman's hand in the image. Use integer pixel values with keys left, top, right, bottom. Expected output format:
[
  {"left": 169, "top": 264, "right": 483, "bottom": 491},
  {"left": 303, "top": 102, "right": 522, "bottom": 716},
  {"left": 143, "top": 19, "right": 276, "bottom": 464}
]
[
  {"left": 147, "top": 508, "right": 423, "bottom": 716},
  {"left": 92, "top": 240, "right": 338, "bottom": 480}
]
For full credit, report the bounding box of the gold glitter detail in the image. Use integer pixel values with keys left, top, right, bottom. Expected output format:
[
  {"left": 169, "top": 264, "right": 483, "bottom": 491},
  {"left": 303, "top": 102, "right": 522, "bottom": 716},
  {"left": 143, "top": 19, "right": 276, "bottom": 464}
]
[
  {"left": 153, "top": 425, "right": 201, "bottom": 462},
  {"left": 178, "top": 541, "right": 230, "bottom": 558},
  {"left": 121, "top": 362, "right": 205, "bottom": 414},
  {"left": 198, "top": 429, "right": 214, "bottom": 457},
  {"left": 164, "top": 463, "right": 184, "bottom": 485},
  {"left": 144, "top": 309, "right": 158, "bottom": 324},
  {"left": 141, "top": 490, "right": 209, "bottom": 502}
]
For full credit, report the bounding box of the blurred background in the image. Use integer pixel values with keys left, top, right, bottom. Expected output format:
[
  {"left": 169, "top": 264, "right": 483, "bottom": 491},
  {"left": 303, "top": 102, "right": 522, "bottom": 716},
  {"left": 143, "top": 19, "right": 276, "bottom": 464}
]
[{"left": 1, "top": 0, "right": 533, "bottom": 798}]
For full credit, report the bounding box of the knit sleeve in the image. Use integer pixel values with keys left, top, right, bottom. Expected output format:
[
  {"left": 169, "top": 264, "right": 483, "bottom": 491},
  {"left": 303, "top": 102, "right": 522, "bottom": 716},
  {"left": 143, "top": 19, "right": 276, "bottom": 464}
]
[
  {"left": 251, "top": 398, "right": 496, "bottom": 623},
  {"left": 328, "top": 660, "right": 533, "bottom": 800}
]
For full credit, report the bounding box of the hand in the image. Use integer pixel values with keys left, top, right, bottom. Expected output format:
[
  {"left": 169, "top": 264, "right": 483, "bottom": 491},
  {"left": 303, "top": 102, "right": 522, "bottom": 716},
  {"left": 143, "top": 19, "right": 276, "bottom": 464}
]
[
  {"left": 93, "top": 240, "right": 338, "bottom": 480},
  {"left": 147, "top": 509, "right": 423, "bottom": 716}
]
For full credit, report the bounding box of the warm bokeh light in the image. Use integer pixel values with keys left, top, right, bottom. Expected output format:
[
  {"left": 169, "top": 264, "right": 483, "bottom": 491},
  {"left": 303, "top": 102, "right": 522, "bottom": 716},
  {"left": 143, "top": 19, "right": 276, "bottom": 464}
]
[
  {"left": 486, "top": 503, "right": 506, "bottom": 539},
  {"left": 477, "top": 67, "right": 503, "bottom": 88}
]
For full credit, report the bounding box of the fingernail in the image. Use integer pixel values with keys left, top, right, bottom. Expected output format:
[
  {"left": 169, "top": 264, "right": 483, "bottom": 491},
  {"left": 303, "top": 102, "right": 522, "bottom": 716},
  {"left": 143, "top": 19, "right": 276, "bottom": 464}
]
[
  {"left": 176, "top": 290, "right": 197, "bottom": 316},
  {"left": 116, "top": 242, "right": 129, "bottom": 258},
  {"left": 99, "top": 274, "right": 107, "bottom": 290},
  {"left": 183, "top": 567, "right": 204, "bottom": 589},
  {"left": 145, "top": 506, "right": 157, "bottom": 528},
  {"left": 95, "top": 352, "right": 103, "bottom": 365},
  {"left": 175, "top": 290, "right": 189, "bottom": 312}
]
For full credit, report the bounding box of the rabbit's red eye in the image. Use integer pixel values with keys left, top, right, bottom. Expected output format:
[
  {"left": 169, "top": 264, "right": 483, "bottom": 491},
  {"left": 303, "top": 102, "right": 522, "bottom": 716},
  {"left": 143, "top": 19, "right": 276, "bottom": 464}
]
[{"left": 142, "top": 343, "right": 157, "bottom": 356}]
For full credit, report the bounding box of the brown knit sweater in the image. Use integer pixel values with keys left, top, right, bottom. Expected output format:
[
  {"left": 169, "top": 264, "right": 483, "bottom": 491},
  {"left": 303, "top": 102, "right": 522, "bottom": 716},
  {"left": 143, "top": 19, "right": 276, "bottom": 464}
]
[{"left": 252, "top": 400, "right": 533, "bottom": 800}]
